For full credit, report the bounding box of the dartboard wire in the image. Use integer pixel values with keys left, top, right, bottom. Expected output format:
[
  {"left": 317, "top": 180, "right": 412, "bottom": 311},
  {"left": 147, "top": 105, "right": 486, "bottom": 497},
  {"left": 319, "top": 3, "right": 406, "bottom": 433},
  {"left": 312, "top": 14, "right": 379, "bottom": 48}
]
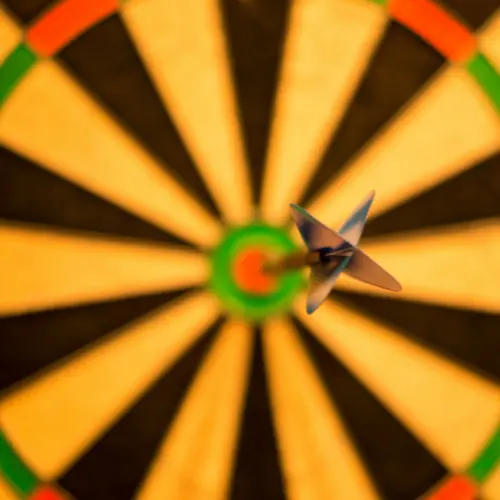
[
  {"left": 263, "top": 315, "right": 381, "bottom": 500},
  {"left": 304, "top": 3, "right": 500, "bottom": 230},
  {"left": 119, "top": 0, "right": 255, "bottom": 226},
  {"left": 292, "top": 295, "right": 500, "bottom": 496},
  {"left": 0, "top": 6, "right": 222, "bottom": 249},
  {"left": 0, "top": 221, "right": 210, "bottom": 317},
  {"left": 334, "top": 218, "right": 500, "bottom": 314},
  {"left": 0, "top": 291, "right": 219, "bottom": 487},
  {"left": 134, "top": 318, "right": 252, "bottom": 500}
]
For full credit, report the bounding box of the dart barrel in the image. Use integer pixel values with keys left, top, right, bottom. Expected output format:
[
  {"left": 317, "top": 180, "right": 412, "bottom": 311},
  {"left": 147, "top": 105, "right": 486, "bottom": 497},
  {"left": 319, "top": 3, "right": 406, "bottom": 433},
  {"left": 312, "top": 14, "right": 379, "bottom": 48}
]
[{"left": 263, "top": 250, "right": 321, "bottom": 274}]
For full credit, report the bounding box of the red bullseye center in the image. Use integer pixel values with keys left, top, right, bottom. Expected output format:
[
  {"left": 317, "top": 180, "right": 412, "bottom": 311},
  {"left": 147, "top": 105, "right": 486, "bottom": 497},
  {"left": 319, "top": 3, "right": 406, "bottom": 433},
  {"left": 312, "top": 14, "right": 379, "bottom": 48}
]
[{"left": 232, "top": 247, "right": 277, "bottom": 295}]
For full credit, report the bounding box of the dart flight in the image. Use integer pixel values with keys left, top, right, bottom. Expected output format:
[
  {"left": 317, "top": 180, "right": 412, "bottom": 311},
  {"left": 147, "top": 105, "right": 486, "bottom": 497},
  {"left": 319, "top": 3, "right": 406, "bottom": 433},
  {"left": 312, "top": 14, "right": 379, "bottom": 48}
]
[{"left": 265, "top": 191, "right": 402, "bottom": 314}]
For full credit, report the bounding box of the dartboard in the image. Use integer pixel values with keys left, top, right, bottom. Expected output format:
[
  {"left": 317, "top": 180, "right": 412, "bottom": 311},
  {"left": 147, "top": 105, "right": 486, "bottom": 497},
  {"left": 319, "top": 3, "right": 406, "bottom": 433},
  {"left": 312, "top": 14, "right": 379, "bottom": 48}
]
[{"left": 0, "top": 0, "right": 499, "bottom": 499}]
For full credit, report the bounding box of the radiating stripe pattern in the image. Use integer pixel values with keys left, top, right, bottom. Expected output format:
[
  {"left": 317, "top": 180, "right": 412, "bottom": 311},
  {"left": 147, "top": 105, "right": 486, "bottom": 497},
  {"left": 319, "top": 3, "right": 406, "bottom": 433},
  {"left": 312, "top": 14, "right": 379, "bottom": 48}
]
[{"left": 0, "top": 0, "right": 499, "bottom": 499}]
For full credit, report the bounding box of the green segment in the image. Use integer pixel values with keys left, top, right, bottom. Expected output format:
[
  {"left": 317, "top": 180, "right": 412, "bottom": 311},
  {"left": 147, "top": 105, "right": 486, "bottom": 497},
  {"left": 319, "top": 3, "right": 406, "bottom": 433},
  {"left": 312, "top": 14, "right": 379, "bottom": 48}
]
[
  {"left": 0, "top": 432, "right": 38, "bottom": 496},
  {"left": 209, "top": 223, "right": 305, "bottom": 320},
  {"left": 0, "top": 44, "right": 38, "bottom": 108},
  {"left": 467, "top": 425, "right": 500, "bottom": 483},
  {"left": 368, "top": 0, "right": 389, "bottom": 5},
  {"left": 466, "top": 53, "right": 500, "bottom": 115}
]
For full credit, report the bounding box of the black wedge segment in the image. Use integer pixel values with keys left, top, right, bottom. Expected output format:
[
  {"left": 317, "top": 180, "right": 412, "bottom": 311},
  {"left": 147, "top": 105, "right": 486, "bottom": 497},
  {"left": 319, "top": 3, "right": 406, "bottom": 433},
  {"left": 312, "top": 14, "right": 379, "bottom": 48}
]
[
  {"left": 336, "top": 291, "right": 500, "bottom": 383},
  {"left": 0, "top": 146, "right": 188, "bottom": 245},
  {"left": 0, "top": 289, "right": 191, "bottom": 395},
  {"left": 300, "top": 22, "right": 445, "bottom": 206},
  {"left": 219, "top": 0, "right": 292, "bottom": 207},
  {"left": 363, "top": 152, "right": 500, "bottom": 237},
  {"left": 229, "top": 325, "right": 287, "bottom": 500},
  {"left": 293, "top": 317, "right": 448, "bottom": 500},
  {"left": 59, "top": 317, "right": 224, "bottom": 500},
  {"left": 437, "top": 0, "right": 500, "bottom": 29},
  {"left": 2, "top": 0, "right": 55, "bottom": 23},
  {"left": 57, "top": 14, "right": 220, "bottom": 216}
]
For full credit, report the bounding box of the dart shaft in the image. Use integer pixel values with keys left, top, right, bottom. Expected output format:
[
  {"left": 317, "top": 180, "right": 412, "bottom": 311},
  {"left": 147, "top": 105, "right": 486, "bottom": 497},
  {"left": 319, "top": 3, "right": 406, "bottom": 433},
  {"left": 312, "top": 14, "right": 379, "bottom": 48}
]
[{"left": 264, "top": 251, "right": 321, "bottom": 274}]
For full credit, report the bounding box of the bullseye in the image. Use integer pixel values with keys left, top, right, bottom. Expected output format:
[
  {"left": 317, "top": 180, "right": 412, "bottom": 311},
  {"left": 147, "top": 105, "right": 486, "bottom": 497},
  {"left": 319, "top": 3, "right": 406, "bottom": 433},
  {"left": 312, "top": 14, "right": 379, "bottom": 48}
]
[
  {"left": 209, "top": 222, "right": 305, "bottom": 319},
  {"left": 232, "top": 248, "right": 276, "bottom": 295}
]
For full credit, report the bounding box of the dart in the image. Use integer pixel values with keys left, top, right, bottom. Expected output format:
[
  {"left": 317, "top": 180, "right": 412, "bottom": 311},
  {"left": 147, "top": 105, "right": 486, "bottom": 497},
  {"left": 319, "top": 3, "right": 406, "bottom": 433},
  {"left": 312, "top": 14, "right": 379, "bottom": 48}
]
[{"left": 263, "top": 191, "right": 402, "bottom": 314}]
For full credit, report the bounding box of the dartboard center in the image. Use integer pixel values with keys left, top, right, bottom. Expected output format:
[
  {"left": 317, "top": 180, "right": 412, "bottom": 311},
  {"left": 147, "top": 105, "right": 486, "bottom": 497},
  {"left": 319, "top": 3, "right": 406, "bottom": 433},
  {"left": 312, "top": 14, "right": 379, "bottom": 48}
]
[
  {"left": 233, "top": 247, "right": 278, "bottom": 295},
  {"left": 209, "top": 222, "right": 305, "bottom": 320}
]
